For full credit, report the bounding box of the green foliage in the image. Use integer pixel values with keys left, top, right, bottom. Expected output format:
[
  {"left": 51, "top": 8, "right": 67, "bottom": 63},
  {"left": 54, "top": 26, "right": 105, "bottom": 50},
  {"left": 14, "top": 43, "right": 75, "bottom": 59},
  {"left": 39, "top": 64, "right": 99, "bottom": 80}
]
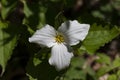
[
  {"left": 1, "top": 0, "right": 17, "bottom": 20},
  {"left": 112, "top": 0, "right": 120, "bottom": 11},
  {"left": 27, "top": 74, "right": 37, "bottom": 80},
  {"left": 63, "top": 57, "right": 86, "bottom": 80},
  {"left": 96, "top": 56, "right": 120, "bottom": 78},
  {"left": 96, "top": 54, "right": 111, "bottom": 65},
  {"left": 0, "top": 0, "right": 120, "bottom": 80},
  {"left": 26, "top": 48, "right": 60, "bottom": 80},
  {"left": 0, "top": 22, "right": 18, "bottom": 75},
  {"left": 22, "top": 0, "right": 46, "bottom": 30},
  {"left": 62, "top": 57, "right": 96, "bottom": 80},
  {"left": 107, "top": 74, "right": 117, "bottom": 80},
  {"left": 80, "top": 24, "right": 120, "bottom": 54}
]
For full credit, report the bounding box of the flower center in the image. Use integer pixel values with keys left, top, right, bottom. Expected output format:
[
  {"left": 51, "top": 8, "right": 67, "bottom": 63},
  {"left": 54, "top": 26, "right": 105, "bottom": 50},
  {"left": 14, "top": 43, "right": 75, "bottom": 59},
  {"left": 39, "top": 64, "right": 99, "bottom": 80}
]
[{"left": 55, "top": 34, "right": 64, "bottom": 43}]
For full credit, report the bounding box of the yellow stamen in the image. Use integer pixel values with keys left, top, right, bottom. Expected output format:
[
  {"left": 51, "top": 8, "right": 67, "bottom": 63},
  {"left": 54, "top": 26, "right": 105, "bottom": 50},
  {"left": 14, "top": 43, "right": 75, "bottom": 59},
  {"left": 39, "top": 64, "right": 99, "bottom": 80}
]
[{"left": 55, "top": 34, "right": 64, "bottom": 43}]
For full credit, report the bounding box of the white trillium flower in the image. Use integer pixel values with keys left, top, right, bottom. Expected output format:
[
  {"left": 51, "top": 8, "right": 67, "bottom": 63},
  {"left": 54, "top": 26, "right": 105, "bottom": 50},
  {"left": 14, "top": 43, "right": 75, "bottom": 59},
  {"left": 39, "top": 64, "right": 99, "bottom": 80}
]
[{"left": 29, "top": 20, "right": 90, "bottom": 70}]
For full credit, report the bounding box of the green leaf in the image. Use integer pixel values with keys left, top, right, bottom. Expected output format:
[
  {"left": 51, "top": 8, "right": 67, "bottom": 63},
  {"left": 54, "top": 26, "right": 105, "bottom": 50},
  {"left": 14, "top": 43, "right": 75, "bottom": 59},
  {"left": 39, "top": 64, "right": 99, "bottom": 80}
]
[
  {"left": 92, "top": 11, "right": 105, "bottom": 19},
  {"left": 22, "top": 0, "right": 46, "bottom": 30},
  {"left": 0, "top": 22, "right": 18, "bottom": 75},
  {"left": 96, "top": 66, "right": 110, "bottom": 77},
  {"left": 96, "top": 57, "right": 120, "bottom": 77},
  {"left": 80, "top": 24, "right": 120, "bottom": 54},
  {"left": 96, "top": 53, "right": 111, "bottom": 65},
  {"left": 100, "top": 4, "right": 112, "bottom": 12},
  {"left": 117, "top": 70, "right": 120, "bottom": 76},
  {"left": 111, "top": 57, "right": 120, "bottom": 69},
  {"left": 63, "top": 57, "right": 86, "bottom": 80},
  {"left": 33, "top": 57, "right": 41, "bottom": 66},
  {"left": 26, "top": 53, "right": 59, "bottom": 80},
  {"left": 1, "top": 0, "right": 17, "bottom": 19},
  {"left": 117, "top": 70, "right": 120, "bottom": 80},
  {"left": 107, "top": 74, "right": 117, "bottom": 80},
  {"left": 27, "top": 74, "right": 37, "bottom": 80},
  {"left": 112, "top": 0, "right": 120, "bottom": 10},
  {"left": 63, "top": 57, "right": 96, "bottom": 80}
]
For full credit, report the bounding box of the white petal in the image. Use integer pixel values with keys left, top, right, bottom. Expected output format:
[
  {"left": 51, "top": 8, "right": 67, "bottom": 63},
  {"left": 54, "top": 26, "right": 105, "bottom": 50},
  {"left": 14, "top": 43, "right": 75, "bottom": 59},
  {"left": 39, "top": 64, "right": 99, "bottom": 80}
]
[
  {"left": 49, "top": 43, "right": 73, "bottom": 70},
  {"left": 29, "top": 25, "right": 56, "bottom": 47},
  {"left": 58, "top": 20, "right": 90, "bottom": 46}
]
